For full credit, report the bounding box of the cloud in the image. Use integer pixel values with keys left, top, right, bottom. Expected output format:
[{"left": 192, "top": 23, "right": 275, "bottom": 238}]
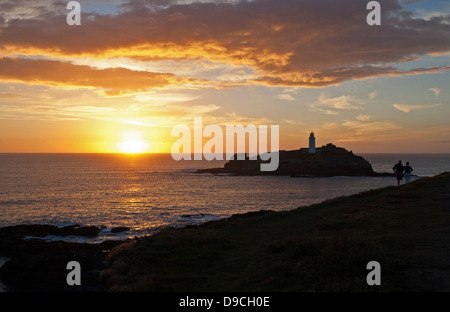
[
  {"left": 0, "top": 81, "right": 222, "bottom": 124},
  {"left": 393, "top": 103, "right": 442, "bottom": 113},
  {"left": 429, "top": 87, "right": 441, "bottom": 97},
  {"left": 310, "top": 92, "right": 374, "bottom": 115},
  {"left": 315, "top": 117, "right": 403, "bottom": 145},
  {"left": 414, "top": 9, "right": 450, "bottom": 21},
  {"left": 0, "top": 0, "right": 67, "bottom": 24},
  {"left": 0, "top": 0, "right": 449, "bottom": 90},
  {"left": 118, "top": 0, "right": 240, "bottom": 12},
  {"left": 275, "top": 94, "right": 296, "bottom": 101},
  {"left": 133, "top": 92, "right": 199, "bottom": 105},
  {"left": 282, "top": 119, "right": 305, "bottom": 126},
  {"left": 341, "top": 120, "right": 402, "bottom": 136},
  {"left": 0, "top": 57, "right": 205, "bottom": 95},
  {"left": 356, "top": 114, "right": 373, "bottom": 122},
  {"left": 201, "top": 112, "right": 274, "bottom": 127},
  {"left": 369, "top": 91, "right": 378, "bottom": 100}
]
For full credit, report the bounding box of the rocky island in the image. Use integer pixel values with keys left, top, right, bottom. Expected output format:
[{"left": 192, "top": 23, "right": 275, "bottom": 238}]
[{"left": 197, "top": 143, "right": 379, "bottom": 177}]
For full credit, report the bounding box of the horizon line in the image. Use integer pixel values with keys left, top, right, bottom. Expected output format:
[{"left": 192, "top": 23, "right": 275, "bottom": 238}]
[{"left": 0, "top": 152, "right": 449, "bottom": 155}]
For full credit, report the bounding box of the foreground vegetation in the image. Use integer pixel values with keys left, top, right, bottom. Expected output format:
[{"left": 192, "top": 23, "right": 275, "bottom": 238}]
[{"left": 100, "top": 172, "right": 450, "bottom": 291}]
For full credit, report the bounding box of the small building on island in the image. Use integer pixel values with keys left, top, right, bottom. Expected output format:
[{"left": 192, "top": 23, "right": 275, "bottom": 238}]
[
  {"left": 309, "top": 131, "right": 316, "bottom": 154},
  {"left": 300, "top": 132, "right": 345, "bottom": 154}
]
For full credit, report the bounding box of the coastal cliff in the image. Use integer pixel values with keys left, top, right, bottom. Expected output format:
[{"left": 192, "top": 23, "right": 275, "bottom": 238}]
[
  {"left": 197, "top": 143, "right": 377, "bottom": 177},
  {"left": 100, "top": 172, "right": 450, "bottom": 292},
  {"left": 2, "top": 173, "right": 450, "bottom": 291}
]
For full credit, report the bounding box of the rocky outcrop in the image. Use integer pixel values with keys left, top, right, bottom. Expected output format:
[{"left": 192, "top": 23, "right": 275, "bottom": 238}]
[
  {"left": 111, "top": 226, "right": 131, "bottom": 233},
  {"left": 197, "top": 143, "right": 378, "bottom": 177},
  {"left": 0, "top": 224, "right": 102, "bottom": 239},
  {"left": 0, "top": 224, "right": 125, "bottom": 292}
]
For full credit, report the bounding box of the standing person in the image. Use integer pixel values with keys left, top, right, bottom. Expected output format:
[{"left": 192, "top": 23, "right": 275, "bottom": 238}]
[
  {"left": 392, "top": 160, "right": 404, "bottom": 189},
  {"left": 403, "top": 161, "right": 413, "bottom": 184}
]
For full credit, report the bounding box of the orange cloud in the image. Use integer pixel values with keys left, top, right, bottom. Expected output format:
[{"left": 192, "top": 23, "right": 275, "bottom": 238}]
[
  {"left": 0, "top": 57, "right": 207, "bottom": 94},
  {"left": 0, "top": 0, "right": 449, "bottom": 89},
  {"left": 393, "top": 103, "right": 443, "bottom": 113}
]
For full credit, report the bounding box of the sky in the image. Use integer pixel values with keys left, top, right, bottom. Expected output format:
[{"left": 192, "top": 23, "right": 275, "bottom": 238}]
[{"left": 0, "top": 0, "right": 449, "bottom": 153}]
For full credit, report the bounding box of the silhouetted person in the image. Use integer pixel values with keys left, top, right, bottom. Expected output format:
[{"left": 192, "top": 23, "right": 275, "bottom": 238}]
[
  {"left": 403, "top": 161, "right": 413, "bottom": 184},
  {"left": 392, "top": 160, "right": 404, "bottom": 189}
]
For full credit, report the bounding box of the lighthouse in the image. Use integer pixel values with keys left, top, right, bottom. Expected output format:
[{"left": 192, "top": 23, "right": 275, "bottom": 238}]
[{"left": 309, "top": 131, "right": 316, "bottom": 154}]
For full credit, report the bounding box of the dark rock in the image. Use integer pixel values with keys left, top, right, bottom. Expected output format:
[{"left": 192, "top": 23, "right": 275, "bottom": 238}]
[
  {"left": 0, "top": 224, "right": 102, "bottom": 239},
  {"left": 0, "top": 225, "right": 124, "bottom": 292},
  {"left": 111, "top": 226, "right": 130, "bottom": 233},
  {"left": 181, "top": 213, "right": 206, "bottom": 218},
  {"left": 58, "top": 225, "right": 101, "bottom": 237},
  {"left": 0, "top": 224, "right": 58, "bottom": 238}
]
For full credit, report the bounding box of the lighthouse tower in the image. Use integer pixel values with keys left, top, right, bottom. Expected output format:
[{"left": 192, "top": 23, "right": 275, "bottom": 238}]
[{"left": 309, "top": 131, "right": 316, "bottom": 154}]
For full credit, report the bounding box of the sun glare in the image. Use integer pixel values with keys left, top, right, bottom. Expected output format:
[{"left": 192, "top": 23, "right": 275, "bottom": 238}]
[{"left": 116, "top": 131, "right": 150, "bottom": 154}]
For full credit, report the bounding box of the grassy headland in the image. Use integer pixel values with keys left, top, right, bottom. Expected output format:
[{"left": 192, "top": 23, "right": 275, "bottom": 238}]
[{"left": 100, "top": 172, "right": 450, "bottom": 291}]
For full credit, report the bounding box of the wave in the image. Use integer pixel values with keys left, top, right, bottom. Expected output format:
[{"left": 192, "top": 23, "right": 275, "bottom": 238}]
[
  {"left": 12, "top": 214, "right": 225, "bottom": 243},
  {"left": 0, "top": 199, "right": 39, "bottom": 206}
]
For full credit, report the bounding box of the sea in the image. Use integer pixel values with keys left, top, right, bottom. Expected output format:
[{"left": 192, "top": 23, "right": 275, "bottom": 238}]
[{"left": 1, "top": 153, "right": 449, "bottom": 243}]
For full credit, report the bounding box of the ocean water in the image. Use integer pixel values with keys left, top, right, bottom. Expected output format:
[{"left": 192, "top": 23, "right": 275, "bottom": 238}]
[{"left": 0, "top": 153, "right": 449, "bottom": 242}]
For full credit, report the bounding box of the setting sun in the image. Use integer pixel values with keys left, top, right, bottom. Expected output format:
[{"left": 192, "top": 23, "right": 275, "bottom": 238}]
[{"left": 115, "top": 131, "right": 150, "bottom": 154}]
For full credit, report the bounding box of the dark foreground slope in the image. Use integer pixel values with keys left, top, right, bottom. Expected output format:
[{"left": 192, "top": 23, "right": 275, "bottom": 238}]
[
  {"left": 0, "top": 225, "right": 125, "bottom": 291},
  {"left": 100, "top": 172, "right": 450, "bottom": 292}
]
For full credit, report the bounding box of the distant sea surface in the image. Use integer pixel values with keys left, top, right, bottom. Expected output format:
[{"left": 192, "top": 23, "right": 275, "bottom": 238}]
[{"left": 1, "top": 153, "right": 449, "bottom": 242}]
